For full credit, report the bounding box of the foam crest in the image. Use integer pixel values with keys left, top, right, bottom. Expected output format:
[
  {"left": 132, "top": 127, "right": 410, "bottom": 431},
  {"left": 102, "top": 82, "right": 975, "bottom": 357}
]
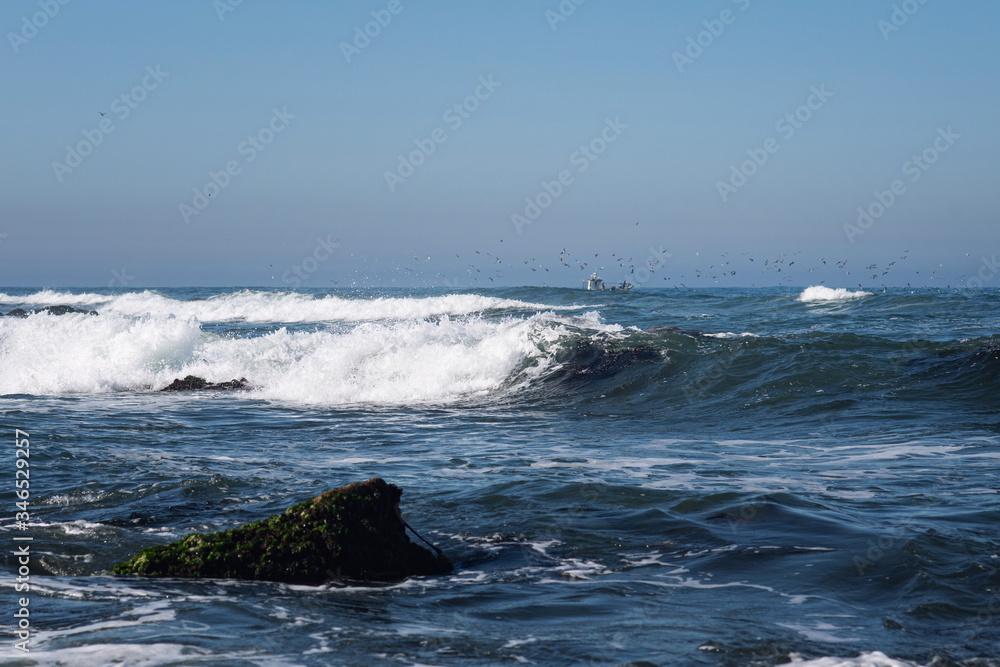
[
  {"left": 786, "top": 652, "right": 918, "bottom": 667},
  {"left": 0, "top": 308, "right": 596, "bottom": 404},
  {"left": 0, "top": 312, "right": 201, "bottom": 395},
  {"left": 703, "top": 332, "right": 758, "bottom": 339},
  {"left": 797, "top": 286, "right": 871, "bottom": 303},
  {"left": 219, "top": 316, "right": 547, "bottom": 405},
  {"left": 0, "top": 290, "right": 112, "bottom": 307},
  {"left": 98, "top": 290, "right": 565, "bottom": 323}
]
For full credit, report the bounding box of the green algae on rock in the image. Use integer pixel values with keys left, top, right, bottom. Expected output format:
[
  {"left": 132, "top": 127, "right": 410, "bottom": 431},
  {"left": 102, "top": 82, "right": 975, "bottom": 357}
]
[{"left": 112, "top": 478, "right": 451, "bottom": 584}]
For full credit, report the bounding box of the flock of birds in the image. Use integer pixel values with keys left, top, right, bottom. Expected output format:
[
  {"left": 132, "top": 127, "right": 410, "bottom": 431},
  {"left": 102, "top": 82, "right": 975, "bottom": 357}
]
[
  {"left": 416, "top": 246, "right": 931, "bottom": 290},
  {"left": 269, "top": 226, "right": 974, "bottom": 290}
]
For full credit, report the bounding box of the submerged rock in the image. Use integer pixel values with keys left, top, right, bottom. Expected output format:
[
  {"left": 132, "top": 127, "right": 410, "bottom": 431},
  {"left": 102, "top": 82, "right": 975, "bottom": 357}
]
[
  {"left": 41, "top": 305, "right": 98, "bottom": 316},
  {"left": 111, "top": 478, "right": 451, "bottom": 583},
  {"left": 160, "top": 375, "right": 249, "bottom": 391},
  {"left": 3, "top": 305, "right": 98, "bottom": 317}
]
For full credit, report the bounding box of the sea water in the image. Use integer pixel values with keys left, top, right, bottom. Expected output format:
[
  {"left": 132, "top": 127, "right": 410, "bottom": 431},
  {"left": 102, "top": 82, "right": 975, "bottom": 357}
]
[{"left": 0, "top": 286, "right": 997, "bottom": 666}]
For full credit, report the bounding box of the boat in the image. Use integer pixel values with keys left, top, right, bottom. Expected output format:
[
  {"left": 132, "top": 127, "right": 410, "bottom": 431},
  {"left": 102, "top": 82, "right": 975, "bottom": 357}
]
[{"left": 583, "top": 272, "right": 632, "bottom": 291}]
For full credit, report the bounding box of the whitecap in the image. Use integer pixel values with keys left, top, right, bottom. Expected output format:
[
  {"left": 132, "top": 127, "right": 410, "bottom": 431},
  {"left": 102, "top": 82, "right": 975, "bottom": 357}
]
[{"left": 798, "top": 286, "right": 871, "bottom": 303}]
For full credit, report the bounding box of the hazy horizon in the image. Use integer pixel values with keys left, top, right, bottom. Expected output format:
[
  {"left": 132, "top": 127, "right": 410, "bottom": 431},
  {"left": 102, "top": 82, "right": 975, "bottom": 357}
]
[{"left": 2, "top": 1, "right": 996, "bottom": 289}]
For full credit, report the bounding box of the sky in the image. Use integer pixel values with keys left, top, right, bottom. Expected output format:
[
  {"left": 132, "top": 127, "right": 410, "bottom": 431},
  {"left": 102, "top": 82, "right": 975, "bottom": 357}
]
[{"left": 1, "top": 0, "right": 997, "bottom": 289}]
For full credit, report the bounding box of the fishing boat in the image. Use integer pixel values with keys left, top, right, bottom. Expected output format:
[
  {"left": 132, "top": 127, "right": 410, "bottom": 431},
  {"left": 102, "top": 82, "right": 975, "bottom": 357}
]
[{"left": 583, "top": 272, "right": 632, "bottom": 291}]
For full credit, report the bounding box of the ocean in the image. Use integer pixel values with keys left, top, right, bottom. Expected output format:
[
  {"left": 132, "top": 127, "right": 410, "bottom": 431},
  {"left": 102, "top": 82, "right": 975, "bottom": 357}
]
[{"left": 0, "top": 285, "right": 997, "bottom": 666}]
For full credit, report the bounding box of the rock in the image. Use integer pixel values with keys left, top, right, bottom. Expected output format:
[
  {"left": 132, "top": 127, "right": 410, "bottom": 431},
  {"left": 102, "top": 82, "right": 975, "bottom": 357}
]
[
  {"left": 2, "top": 305, "right": 98, "bottom": 317},
  {"left": 40, "top": 305, "right": 98, "bottom": 316},
  {"left": 160, "top": 375, "right": 249, "bottom": 391},
  {"left": 111, "top": 478, "right": 452, "bottom": 584}
]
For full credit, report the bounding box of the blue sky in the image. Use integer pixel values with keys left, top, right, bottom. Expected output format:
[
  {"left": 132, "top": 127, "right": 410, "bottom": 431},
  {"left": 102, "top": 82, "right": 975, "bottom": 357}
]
[{"left": 1, "top": 0, "right": 996, "bottom": 288}]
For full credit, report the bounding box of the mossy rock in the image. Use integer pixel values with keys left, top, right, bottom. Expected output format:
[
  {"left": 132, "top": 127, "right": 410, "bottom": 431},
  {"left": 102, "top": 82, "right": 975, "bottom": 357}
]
[{"left": 112, "top": 478, "right": 451, "bottom": 584}]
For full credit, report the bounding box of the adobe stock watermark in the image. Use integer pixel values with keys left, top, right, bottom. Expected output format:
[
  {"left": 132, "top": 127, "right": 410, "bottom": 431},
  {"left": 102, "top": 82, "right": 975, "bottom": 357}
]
[
  {"left": 714, "top": 494, "right": 775, "bottom": 534},
  {"left": 673, "top": 0, "right": 751, "bottom": 73},
  {"left": 891, "top": 339, "right": 932, "bottom": 374},
  {"left": 973, "top": 593, "right": 1000, "bottom": 629},
  {"left": 967, "top": 254, "right": 999, "bottom": 290},
  {"left": 511, "top": 117, "right": 627, "bottom": 234},
  {"left": 108, "top": 266, "right": 134, "bottom": 288},
  {"left": 340, "top": 0, "right": 407, "bottom": 64},
  {"left": 546, "top": 0, "right": 587, "bottom": 31},
  {"left": 213, "top": 0, "right": 243, "bottom": 21},
  {"left": 682, "top": 343, "right": 745, "bottom": 404},
  {"left": 878, "top": 0, "right": 930, "bottom": 41},
  {"left": 13, "top": 429, "right": 33, "bottom": 653},
  {"left": 51, "top": 66, "right": 169, "bottom": 183},
  {"left": 926, "top": 598, "right": 1000, "bottom": 665},
  {"left": 625, "top": 245, "right": 672, "bottom": 288},
  {"left": 716, "top": 84, "right": 833, "bottom": 202},
  {"left": 852, "top": 522, "right": 918, "bottom": 575},
  {"left": 179, "top": 107, "right": 294, "bottom": 224},
  {"left": 384, "top": 75, "right": 501, "bottom": 192},
  {"left": 7, "top": 0, "right": 71, "bottom": 54},
  {"left": 282, "top": 235, "right": 340, "bottom": 287},
  {"left": 843, "top": 126, "right": 959, "bottom": 244}
]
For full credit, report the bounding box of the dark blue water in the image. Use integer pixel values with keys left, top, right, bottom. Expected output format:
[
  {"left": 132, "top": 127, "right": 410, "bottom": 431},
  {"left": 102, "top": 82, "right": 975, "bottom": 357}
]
[{"left": 1, "top": 286, "right": 998, "bottom": 666}]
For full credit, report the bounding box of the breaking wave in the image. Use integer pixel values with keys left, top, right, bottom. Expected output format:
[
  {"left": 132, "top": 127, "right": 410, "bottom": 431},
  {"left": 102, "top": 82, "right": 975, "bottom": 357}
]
[
  {"left": 797, "top": 286, "right": 871, "bottom": 303},
  {"left": 3, "top": 288, "right": 997, "bottom": 412},
  {"left": 0, "top": 289, "right": 581, "bottom": 324},
  {"left": 0, "top": 301, "right": 627, "bottom": 404}
]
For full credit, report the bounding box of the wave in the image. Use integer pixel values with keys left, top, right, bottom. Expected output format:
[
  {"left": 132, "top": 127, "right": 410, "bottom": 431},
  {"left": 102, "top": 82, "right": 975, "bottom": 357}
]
[
  {"left": 0, "top": 308, "right": 627, "bottom": 404},
  {"left": 0, "top": 311, "right": 203, "bottom": 395},
  {"left": 702, "top": 332, "right": 759, "bottom": 339},
  {"left": 0, "top": 289, "right": 114, "bottom": 307},
  {"left": 797, "top": 286, "right": 871, "bottom": 303},
  {"left": 3, "top": 289, "right": 997, "bottom": 410},
  {"left": 786, "top": 652, "right": 918, "bottom": 667},
  {"left": 0, "top": 290, "right": 581, "bottom": 324}
]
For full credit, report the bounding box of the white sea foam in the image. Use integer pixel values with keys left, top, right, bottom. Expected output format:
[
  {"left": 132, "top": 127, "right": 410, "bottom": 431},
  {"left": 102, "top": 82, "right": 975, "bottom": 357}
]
[
  {"left": 0, "top": 290, "right": 113, "bottom": 307},
  {"left": 798, "top": 286, "right": 871, "bottom": 303},
  {"left": 240, "top": 316, "right": 545, "bottom": 405},
  {"left": 0, "top": 643, "right": 209, "bottom": 667},
  {"left": 1, "top": 289, "right": 580, "bottom": 323},
  {"left": 786, "top": 651, "right": 921, "bottom": 667},
  {"left": 703, "top": 331, "right": 759, "bottom": 339},
  {"left": 0, "top": 311, "right": 203, "bottom": 394},
  {"left": 0, "top": 290, "right": 625, "bottom": 403},
  {"left": 0, "top": 305, "right": 612, "bottom": 404}
]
